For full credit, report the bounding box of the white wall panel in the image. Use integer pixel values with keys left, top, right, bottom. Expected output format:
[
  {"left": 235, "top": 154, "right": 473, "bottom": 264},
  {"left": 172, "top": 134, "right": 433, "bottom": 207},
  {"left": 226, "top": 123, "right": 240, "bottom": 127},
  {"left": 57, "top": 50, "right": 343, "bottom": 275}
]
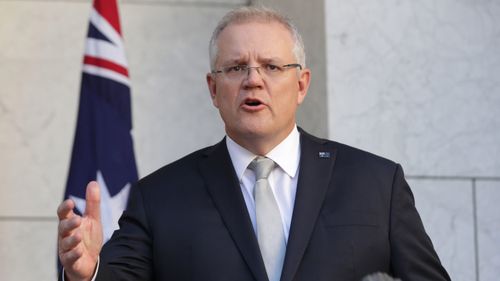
[
  {"left": 326, "top": 0, "right": 500, "bottom": 177},
  {"left": 410, "top": 179, "right": 475, "bottom": 281},
  {"left": 0, "top": 1, "right": 89, "bottom": 217},
  {"left": 476, "top": 181, "right": 500, "bottom": 281},
  {"left": 0, "top": 221, "right": 58, "bottom": 280}
]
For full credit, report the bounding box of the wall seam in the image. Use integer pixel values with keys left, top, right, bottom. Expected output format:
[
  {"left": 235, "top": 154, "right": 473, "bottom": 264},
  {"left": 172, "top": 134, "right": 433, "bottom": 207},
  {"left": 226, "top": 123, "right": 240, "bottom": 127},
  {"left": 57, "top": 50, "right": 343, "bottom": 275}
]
[
  {"left": 0, "top": 216, "right": 56, "bottom": 222},
  {"left": 472, "top": 179, "right": 480, "bottom": 281}
]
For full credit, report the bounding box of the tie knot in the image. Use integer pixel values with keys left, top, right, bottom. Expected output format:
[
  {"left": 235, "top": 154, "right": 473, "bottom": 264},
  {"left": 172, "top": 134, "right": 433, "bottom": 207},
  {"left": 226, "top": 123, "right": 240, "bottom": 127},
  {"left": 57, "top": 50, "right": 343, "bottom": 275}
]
[{"left": 248, "top": 156, "right": 275, "bottom": 180}]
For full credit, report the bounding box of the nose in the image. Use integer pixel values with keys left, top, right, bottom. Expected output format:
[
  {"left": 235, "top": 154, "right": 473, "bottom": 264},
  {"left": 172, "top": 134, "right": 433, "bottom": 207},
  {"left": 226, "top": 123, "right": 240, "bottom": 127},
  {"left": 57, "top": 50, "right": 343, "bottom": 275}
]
[
  {"left": 246, "top": 66, "right": 261, "bottom": 76},
  {"left": 243, "top": 66, "right": 264, "bottom": 88}
]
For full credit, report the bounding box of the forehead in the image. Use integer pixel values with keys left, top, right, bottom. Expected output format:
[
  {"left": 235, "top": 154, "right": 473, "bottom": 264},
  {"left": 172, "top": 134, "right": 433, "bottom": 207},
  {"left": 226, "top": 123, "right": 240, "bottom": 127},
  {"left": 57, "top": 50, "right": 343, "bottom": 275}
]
[{"left": 215, "top": 21, "right": 295, "bottom": 64}]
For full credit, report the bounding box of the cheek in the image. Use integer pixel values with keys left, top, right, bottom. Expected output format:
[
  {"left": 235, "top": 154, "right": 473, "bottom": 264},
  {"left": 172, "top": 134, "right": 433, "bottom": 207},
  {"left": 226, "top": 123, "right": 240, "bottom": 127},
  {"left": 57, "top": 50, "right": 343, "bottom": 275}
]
[
  {"left": 214, "top": 90, "right": 235, "bottom": 111},
  {"left": 279, "top": 85, "right": 301, "bottom": 107},
  {"left": 273, "top": 96, "right": 296, "bottom": 117}
]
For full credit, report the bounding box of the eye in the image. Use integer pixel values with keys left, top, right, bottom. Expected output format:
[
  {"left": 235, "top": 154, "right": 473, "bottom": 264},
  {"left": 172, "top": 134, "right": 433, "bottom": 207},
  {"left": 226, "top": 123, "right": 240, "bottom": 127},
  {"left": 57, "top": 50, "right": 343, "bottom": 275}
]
[
  {"left": 224, "top": 65, "right": 246, "bottom": 73},
  {"left": 264, "top": 64, "right": 282, "bottom": 72}
]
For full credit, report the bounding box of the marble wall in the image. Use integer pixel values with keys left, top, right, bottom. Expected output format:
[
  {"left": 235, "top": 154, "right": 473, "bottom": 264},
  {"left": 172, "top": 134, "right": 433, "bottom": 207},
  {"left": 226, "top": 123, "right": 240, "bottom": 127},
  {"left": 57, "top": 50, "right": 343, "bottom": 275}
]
[{"left": 326, "top": 1, "right": 500, "bottom": 280}]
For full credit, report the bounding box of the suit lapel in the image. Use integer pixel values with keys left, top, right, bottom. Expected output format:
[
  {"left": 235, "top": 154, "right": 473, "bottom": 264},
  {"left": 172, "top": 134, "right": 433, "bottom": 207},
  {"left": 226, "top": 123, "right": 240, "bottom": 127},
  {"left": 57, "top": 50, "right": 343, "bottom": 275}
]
[
  {"left": 280, "top": 131, "right": 337, "bottom": 281},
  {"left": 199, "top": 139, "right": 269, "bottom": 281}
]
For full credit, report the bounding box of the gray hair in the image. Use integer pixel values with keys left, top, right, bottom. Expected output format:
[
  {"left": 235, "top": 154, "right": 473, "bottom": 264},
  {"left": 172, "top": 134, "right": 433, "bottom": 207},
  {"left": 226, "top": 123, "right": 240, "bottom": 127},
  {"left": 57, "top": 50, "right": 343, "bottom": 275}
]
[{"left": 208, "top": 6, "right": 306, "bottom": 70}]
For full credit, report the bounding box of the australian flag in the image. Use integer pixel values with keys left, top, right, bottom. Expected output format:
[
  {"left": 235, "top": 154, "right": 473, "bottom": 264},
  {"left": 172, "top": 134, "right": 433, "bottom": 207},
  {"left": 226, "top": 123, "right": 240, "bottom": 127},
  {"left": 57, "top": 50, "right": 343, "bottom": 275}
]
[{"left": 64, "top": 0, "right": 138, "bottom": 243}]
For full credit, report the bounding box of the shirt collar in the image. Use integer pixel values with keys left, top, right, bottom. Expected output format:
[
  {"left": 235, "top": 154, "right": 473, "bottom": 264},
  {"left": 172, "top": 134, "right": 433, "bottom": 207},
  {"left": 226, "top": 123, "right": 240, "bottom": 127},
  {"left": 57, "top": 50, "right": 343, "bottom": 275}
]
[{"left": 226, "top": 126, "right": 301, "bottom": 180}]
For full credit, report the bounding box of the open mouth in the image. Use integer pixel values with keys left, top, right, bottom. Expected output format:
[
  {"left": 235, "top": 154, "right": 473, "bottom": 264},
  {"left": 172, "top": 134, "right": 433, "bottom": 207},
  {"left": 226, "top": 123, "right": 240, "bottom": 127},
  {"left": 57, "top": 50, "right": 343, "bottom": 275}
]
[{"left": 244, "top": 98, "right": 262, "bottom": 107}]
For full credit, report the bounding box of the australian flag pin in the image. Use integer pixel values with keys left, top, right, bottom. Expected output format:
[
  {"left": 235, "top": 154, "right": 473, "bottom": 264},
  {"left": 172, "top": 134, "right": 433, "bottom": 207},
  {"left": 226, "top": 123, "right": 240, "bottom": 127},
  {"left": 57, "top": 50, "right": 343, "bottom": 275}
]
[{"left": 318, "top": 151, "right": 331, "bottom": 158}]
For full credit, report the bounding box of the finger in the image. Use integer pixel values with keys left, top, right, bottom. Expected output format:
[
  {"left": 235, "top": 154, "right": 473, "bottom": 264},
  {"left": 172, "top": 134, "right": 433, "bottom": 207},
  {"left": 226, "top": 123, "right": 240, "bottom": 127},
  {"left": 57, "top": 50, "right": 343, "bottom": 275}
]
[
  {"left": 84, "top": 181, "right": 101, "bottom": 221},
  {"left": 59, "top": 245, "right": 84, "bottom": 266},
  {"left": 57, "top": 199, "right": 75, "bottom": 220},
  {"left": 59, "top": 231, "right": 82, "bottom": 252},
  {"left": 59, "top": 215, "right": 82, "bottom": 237}
]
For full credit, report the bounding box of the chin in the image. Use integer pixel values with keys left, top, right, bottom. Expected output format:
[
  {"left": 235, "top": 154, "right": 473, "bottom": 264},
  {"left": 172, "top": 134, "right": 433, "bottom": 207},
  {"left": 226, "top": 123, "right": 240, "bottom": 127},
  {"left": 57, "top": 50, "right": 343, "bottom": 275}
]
[{"left": 228, "top": 123, "right": 271, "bottom": 140}]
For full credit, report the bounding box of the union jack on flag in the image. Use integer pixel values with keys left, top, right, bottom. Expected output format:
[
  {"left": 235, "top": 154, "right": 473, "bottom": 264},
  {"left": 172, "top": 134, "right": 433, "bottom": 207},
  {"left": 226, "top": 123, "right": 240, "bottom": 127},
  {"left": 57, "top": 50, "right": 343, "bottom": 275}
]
[
  {"left": 63, "top": 0, "right": 138, "bottom": 249},
  {"left": 82, "top": 0, "right": 130, "bottom": 86}
]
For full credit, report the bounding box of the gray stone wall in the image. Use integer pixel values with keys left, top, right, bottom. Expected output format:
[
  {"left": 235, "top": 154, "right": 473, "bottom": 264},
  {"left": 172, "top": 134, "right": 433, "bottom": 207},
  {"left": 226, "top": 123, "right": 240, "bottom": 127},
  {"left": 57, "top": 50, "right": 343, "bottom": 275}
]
[{"left": 326, "top": 1, "right": 500, "bottom": 280}]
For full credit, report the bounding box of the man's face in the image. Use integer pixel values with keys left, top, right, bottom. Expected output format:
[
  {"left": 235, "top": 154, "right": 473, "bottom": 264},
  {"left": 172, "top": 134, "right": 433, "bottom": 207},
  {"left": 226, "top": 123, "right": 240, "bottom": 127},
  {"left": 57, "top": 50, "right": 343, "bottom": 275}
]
[{"left": 206, "top": 21, "right": 310, "bottom": 150}]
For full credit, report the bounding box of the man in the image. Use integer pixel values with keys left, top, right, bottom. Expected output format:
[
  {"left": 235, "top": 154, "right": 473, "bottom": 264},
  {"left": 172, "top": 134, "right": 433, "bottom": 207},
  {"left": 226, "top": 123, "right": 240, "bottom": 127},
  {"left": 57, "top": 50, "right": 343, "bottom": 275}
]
[{"left": 57, "top": 7, "right": 451, "bottom": 281}]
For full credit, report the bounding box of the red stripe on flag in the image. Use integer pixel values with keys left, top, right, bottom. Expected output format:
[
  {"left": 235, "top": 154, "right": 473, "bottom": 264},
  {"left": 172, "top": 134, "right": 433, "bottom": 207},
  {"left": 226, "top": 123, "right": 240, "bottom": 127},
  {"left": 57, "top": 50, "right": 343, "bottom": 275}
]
[
  {"left": 84, "top": 56, "right": 129, "bottom": 77},
  {"left": 93, "top": 0, "right": 122, "bottom": 35}
]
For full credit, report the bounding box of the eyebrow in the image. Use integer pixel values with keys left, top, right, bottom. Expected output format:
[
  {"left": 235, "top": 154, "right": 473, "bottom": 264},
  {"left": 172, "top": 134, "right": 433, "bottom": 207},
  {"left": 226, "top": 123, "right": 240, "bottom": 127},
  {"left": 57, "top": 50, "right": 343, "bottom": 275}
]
[
  {"left": 221, "top": 56, "right": 284, "bottom": 66},
  {"left": 260, "top": 57, "right": 282, "bottom": 63},
  {"left": 219, "top": 58, "right": 247, "bottom": 66}
]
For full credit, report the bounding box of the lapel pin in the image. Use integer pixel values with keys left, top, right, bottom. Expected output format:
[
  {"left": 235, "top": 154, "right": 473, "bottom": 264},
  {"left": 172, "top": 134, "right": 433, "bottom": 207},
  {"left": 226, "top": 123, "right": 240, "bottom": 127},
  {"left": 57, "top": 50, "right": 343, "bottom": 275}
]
[{"left": 318, "top": 151, "right": 331, "bottom": 158}]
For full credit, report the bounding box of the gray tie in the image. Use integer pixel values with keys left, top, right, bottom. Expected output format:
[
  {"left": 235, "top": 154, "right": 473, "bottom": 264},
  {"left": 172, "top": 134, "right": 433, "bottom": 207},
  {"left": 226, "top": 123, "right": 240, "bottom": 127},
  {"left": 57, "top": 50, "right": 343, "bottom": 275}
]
[{"left": 249, "top": 157, "right": 286, "bottom": 281}]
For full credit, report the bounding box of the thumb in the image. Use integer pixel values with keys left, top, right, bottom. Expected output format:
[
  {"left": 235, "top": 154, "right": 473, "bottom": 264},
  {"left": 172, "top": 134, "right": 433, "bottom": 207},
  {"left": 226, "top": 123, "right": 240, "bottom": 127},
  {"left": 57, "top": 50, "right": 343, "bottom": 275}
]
[{"left": 85, "top": 181, "right": 101, "bottom": 221}]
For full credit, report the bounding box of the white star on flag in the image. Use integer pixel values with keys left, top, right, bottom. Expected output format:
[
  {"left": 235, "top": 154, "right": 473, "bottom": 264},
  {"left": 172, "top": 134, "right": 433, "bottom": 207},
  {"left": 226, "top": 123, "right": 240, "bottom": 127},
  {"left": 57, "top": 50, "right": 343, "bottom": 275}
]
[{"left": 70, "top": 170, "right": 131, "bottom": 241}]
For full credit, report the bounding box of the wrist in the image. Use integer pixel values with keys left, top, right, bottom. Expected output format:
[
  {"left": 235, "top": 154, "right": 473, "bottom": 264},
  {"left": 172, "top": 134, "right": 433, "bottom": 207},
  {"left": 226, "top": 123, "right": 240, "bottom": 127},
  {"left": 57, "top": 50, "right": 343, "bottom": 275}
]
[{"left": 63, "top": 257, "right": 99, "bottom": 281}]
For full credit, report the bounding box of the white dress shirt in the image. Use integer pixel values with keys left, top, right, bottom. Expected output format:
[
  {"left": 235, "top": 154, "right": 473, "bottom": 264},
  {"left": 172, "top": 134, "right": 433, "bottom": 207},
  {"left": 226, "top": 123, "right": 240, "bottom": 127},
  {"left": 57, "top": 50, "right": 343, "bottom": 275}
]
[{"left": 226, "top": 126, "right": 301, "bottom": 241}]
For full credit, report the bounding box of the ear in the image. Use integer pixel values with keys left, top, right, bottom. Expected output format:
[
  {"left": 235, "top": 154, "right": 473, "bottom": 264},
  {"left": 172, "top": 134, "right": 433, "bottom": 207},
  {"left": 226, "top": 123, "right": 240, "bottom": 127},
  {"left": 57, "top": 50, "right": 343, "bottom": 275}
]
[
  {"left": 206, "top": 73, "right": 219, "bottom": 108},
  {"left": 297, "top": 68, "right": 311, "bottom": 105}
]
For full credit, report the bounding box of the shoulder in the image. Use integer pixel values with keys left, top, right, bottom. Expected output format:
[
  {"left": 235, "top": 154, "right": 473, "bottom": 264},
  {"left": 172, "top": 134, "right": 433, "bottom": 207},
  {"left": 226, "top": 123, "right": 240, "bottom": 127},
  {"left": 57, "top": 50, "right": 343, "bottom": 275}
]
[
  {"left": 135, "top": 140, "right": 223, "bottom": 189},
  {"left": 299, "top": 127, "right": 400, "bottom": 174}
]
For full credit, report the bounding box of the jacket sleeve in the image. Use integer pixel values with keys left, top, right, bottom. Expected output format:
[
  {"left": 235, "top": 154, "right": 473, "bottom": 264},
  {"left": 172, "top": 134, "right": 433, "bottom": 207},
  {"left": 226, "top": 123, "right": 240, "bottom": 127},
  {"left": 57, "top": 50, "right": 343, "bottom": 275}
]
[
  {"left": 389, "top": 164, "right": 451, "bottom": 281},
  {"left": 95, "top": 183, "right": 153, "bottom": 281}
]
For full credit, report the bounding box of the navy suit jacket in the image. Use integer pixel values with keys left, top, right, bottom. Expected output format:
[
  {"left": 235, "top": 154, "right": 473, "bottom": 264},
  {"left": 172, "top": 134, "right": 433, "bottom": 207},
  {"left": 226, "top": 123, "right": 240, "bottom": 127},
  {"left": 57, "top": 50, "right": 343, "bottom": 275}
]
[{"left": 96, "top": 129, "right": 450, "bottom": 281}]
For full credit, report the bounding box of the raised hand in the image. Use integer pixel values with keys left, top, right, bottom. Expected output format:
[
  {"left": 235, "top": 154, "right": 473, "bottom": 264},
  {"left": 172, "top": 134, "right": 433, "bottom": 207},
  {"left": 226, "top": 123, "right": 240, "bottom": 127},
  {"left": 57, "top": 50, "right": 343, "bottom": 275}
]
[{"left": 57, "top": 181, "right": 103, "bottom": 281}]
